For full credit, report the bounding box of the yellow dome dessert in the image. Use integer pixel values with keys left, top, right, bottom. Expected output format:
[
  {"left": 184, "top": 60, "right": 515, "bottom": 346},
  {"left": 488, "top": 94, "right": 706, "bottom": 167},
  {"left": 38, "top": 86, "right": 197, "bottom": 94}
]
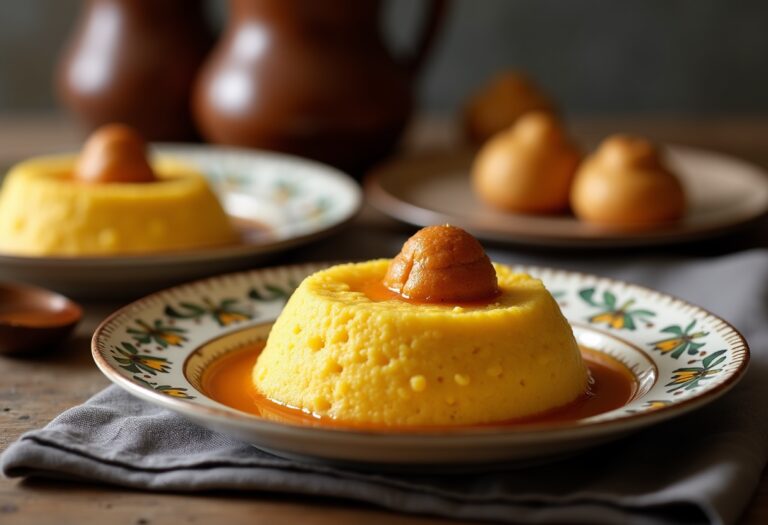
[
  {"left": 0, "top": 124, "right": 237, "bottom": 256},
  {"left": 253, "top": 246, "right": 587, "bottom": 426}
]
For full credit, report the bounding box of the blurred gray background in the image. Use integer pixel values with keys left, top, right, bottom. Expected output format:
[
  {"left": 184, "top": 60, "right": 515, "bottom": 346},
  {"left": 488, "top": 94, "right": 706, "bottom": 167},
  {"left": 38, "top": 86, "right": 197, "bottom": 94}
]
[{"left": 1, "top": 0, "right": 767, "bottom": 115}]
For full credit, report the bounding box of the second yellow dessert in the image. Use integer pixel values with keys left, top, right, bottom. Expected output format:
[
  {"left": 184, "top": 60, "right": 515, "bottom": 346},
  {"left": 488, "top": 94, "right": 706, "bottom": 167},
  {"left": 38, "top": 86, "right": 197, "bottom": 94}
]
[{"left": 0, "top": 124, "right": 238, "bottom": 256}]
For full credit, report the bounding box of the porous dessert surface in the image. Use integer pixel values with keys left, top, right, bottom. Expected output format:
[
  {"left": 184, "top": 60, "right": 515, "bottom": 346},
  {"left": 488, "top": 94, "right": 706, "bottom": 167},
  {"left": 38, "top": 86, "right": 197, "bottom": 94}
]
[{"left": 253, "top": 260, "right": 588, "bottom": 426}]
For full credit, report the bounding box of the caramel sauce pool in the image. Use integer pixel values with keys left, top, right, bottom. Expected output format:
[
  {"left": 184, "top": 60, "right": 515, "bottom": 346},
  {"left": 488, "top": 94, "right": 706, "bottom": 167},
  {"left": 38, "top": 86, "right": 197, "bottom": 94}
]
[{"left": 201, "top": 343, "right": 637, "bottom": 430}]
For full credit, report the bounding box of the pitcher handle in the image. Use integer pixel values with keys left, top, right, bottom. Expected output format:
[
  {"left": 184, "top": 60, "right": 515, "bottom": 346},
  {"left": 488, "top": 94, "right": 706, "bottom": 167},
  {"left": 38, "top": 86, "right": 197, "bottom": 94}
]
[{"left": 402, "top": 0, "right": 449, "bottom": 75}]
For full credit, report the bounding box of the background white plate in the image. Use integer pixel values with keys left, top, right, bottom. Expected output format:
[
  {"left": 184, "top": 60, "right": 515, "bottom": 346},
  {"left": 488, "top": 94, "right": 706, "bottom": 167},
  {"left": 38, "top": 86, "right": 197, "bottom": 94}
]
[{"left": 0, "top": 146, "right": 361, "bottom": 298}]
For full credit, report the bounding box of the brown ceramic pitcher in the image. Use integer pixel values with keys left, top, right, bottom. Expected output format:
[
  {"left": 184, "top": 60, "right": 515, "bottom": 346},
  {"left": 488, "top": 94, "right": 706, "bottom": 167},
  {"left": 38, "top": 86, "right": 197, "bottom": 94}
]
[
  {"left": 57, "top": 0, "right": 213, "bottom": 141},
  {"left": 193, "top": 0, "right": 448, "bottom": 174}
]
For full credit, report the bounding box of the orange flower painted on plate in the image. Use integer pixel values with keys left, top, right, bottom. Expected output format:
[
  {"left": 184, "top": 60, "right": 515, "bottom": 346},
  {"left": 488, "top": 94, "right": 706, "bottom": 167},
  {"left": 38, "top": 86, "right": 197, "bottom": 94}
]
[
  {"left": 643, "top": 400, "right": 671, "bottom": 410},
  {"left": 157, "top": 387, "right": 193, "bottom": 398},
  {"left": 165, "top": 297, "right": 252, "bottom": 327},
  {"left": 655, "top": 339, "right": 682, "bottom": 352},
  {"left": 589, "top": 311, "right": 627, "bottom": 329},
  {"left": 666, "top": 350, "right": 726, "bottom": 393},
  {"left": 112, "top": 342, "right": 171, "bottom": 376},
  {"left": 650, "top": 320, "right": 708, "bottom": 359},
  {"left": 217, "top": 311, "right": 250, "bottom": 326},
  {"left": 580, "top": 288, "right": 655, "bottom": 331},
  {"left": 127, "top": 319, "right": 188, "bottom": 348},
  {"left": 134, "top": 376, "right": 195, "bottom": 399}
]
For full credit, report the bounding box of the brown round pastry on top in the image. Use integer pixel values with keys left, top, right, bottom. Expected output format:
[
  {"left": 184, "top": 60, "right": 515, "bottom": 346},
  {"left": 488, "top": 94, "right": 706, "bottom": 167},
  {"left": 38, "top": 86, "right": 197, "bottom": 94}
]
[
  {"left": 75, "top": 124, "right": 157, "bottom": 184},
  {"left": 383, "top": 224, "right": 499, "bottom": 303}
]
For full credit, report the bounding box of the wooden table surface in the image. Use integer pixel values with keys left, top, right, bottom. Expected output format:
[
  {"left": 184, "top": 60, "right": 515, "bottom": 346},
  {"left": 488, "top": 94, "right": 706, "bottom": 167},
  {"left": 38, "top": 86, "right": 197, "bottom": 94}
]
[{"left": 0, "top": 114, "right": 767, "bottom": 525}]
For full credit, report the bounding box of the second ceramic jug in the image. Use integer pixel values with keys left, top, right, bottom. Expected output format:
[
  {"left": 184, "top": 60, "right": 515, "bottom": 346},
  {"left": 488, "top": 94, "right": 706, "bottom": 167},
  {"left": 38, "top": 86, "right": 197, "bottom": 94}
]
[{"left": 193, "top": 0, "right": 447, "bottom": 174}]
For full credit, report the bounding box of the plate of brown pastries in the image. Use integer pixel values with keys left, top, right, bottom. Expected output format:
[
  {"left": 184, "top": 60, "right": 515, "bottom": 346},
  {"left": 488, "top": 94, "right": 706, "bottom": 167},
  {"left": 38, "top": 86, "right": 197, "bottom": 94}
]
[{"left": 366, "top": 112, "right": 768, "bottom": 248}]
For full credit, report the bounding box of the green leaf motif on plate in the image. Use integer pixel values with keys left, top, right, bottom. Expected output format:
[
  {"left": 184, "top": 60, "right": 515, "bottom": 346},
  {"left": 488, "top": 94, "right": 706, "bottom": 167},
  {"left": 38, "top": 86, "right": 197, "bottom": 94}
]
[
  {"left": 134, "top": 376, "right": 195, "bottom": 399},
  {"left": 111, "top": 342, "right": 171, "bottom": 376},
  {"left": 665, "top": 349, "right": 727, "bottom": 393},
  {"left": 273, "top": 180, "right": 299, "bottom": 202},
  {"left": 308, "top": 197, "right": 331, "bottom": 219},
  {"left": 127, "top": 319, "right": 188, "bottom": 348},
  {"left": 649, "top": 320, "right": 709, "bottom": 359},
  {"left": 249, "top": 282, "right": 296, "bottom": 303},
  {"left": 579, "top": 287, "right": 655, "bottom": 330},
  {"left": 165, "top": 298, "right": 252, "bottom": 327}
]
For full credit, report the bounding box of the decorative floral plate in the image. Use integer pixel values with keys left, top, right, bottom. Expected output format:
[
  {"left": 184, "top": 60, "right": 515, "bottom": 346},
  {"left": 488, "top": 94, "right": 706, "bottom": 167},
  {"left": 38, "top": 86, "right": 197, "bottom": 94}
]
[
  {"left": 0, "top": 146, "right": 361, "bottom": 298},
  {"left": 92, "top": 263, "right": 749, "bottom": 467},
  {"left": 366, "top": 145, "right": 768, "bottom": 248}
]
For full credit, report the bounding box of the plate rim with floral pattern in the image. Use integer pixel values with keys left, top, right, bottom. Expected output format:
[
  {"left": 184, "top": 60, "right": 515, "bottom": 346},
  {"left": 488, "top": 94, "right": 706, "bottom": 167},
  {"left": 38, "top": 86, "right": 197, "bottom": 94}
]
[{"left": 91, "top": 262, "right": 749, "bottom": 450}]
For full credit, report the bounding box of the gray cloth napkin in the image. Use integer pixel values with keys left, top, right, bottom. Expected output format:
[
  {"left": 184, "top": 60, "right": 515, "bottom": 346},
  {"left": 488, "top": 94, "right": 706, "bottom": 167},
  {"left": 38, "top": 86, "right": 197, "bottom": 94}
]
[{"left": 3, "top": 243, "right": 768, "bottom": 525}]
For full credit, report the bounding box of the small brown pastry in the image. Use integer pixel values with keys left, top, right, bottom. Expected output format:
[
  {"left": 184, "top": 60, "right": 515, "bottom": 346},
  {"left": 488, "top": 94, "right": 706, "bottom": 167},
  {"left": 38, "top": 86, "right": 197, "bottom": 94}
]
[
  {"left": 570, "top": 135, "right": 686, "bottom": 229},
  {"left": 471, "top": 112, "right": 580, "bottom": 214},
  {"left": 463, "top": 71, "right": 555, "bottom": 145},
  {"left": 383, "top": 225, "right": 499, "bottom": 303},
  {"left": 74, "top": 124, "right": 157, "bottom": 184}
]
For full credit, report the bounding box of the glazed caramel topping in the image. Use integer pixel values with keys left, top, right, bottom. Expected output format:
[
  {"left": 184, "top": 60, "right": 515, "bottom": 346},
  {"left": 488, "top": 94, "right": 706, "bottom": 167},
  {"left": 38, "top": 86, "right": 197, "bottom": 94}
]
[
  {"left": 383, "top": 225, "right": 499, "bottom": 303},
  {"left": 74, "top": 124, "right": 157, "bottom": 184}
]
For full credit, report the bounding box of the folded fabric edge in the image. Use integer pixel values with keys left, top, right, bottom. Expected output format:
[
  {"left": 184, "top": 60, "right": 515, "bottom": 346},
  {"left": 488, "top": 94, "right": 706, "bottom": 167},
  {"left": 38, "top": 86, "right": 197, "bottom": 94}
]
[{"left": 1, "top": 436, "right": 719, "bottom": 525}]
